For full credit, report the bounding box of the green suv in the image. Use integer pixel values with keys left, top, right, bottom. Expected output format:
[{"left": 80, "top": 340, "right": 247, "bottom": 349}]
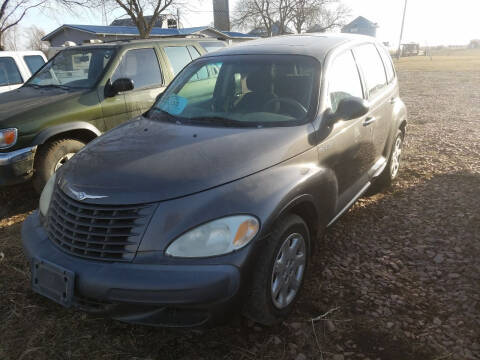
[{"left": 0, "top": 38, "right": 224, "bottom": 191}]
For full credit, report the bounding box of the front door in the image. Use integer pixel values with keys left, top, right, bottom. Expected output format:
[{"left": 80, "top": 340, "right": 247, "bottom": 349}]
[
  {"left": 112, "top": 48, "right": 165, "bottom": 121},
  {"left": 319, "top": 49, "right": 375, "bottom": 213}
]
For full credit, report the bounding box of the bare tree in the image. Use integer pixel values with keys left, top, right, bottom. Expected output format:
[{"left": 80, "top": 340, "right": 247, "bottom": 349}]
[
  {"left": 233, "top": 0, "right": 349, "bottom": 36},
  {"left": 3, "top": 24, "right": 20, "bottom": 50},
  {"left": 301, "top": 0, "right": 350, "bottom": 33},
  {"left": 0, "top": 0, "right": 90, "bottom": 50},
  {"left": 25, "top": 25, "right": 47, "bottom": 52},
  {"left": 102, "top": 0, "right": 184, "bottom": 39}
]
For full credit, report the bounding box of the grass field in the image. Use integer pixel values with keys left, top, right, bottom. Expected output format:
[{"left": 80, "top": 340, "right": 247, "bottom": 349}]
[{"left": 394, "top": 48, "right": 480, "bottom": 71}]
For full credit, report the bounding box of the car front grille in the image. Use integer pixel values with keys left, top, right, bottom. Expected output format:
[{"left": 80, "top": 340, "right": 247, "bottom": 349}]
[{"left": 47, "top": 187, "right": 155, "bottom": 262}]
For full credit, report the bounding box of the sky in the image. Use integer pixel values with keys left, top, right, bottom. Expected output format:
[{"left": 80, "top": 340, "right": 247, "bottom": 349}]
[{"left": 18, "top": 0, "right": 480, "bottom": 48}]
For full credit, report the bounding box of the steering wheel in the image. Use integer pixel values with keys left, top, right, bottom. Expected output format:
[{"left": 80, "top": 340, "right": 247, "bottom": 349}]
[{"left": 263, "top": 97, "right": 308, "bottom": 118}]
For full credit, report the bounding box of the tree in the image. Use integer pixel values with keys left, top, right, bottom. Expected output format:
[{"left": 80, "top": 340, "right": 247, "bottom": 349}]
[
  {"left": 103, "top": 0, "right": 182, "bottom": 39},
  {"left": 233, "top": 0, "right": 350, "bottom": 37},
  {"left": 25, "top": 25, "right": 48, "bottom": 52},
  {"left": 0, "top": 0, "right": 89, "bottom": 50}
]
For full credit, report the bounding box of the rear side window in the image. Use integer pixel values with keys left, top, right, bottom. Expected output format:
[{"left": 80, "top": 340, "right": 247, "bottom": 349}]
[
  {"left": 112, "top": 48, "right": 162, "bottom": 89},
  {"left": 164, "top": 46, "right": 198, "bottom": 76},
  {"left": 377, "top": 46, "right": 395, "bottom": 83},
  {"left": 0, "top": 57, "right": 23, "bottom": 86},
  {"left": 354, "top": 44, "right": 388, "bottom": 97},
  {"left": 24, "top": 55, "right": 45, "bottom": 74},
  {"left": 328, "top": 50, "right": 364, "bottom": 113}
]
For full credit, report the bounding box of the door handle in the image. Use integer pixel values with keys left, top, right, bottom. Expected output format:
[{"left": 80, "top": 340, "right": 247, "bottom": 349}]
[
  {"left": 363, "top": 117, "right": 376, "bottom": 126},
  {"left": 390, "top": 97, "right": 397, "bottom": 104}
]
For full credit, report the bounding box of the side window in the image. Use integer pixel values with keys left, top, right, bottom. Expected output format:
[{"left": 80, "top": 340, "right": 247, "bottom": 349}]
[
  {"left": 23, "top": 55, "right": 46, "bottom": 74},
  {"left": 354, "top": 44, "right": 388, "bottom": 97},
  {"left": 0, "top": 57, "right": 23, "bottom": 86},
  {"left": 328, "top": 50, "right": 364, "bottom": 113},
  {"left": 199, "top": 41, "right": 226, "bottom": 53},
  {"left": 112, "top": 48, "right": 162, "bottom": 89},
  {"left": 377, "top": 45, "right": 395, "bottom": 83},
  {"left": 164, "top": 46, "right": 194, "bottom": 76}
]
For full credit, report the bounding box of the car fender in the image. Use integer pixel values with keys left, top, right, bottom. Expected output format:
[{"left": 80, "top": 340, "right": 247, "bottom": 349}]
[{"left": 32, "top": 121, "right": 102, "bottom": 146}]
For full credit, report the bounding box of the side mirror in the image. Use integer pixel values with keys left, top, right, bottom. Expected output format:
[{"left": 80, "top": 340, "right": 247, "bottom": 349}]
[
  {"left": 328, "top": 96, "right": 369, "bottom": 125},
  {"left": 109, "top": 78, "right": 134, "bottom": 96}
]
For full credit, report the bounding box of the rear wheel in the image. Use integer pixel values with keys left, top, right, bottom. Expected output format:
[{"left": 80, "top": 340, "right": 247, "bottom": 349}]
[
  {"left": 243, "top": 214, "right": 310, "bottom": 325},
  {"left": 33, "top": 139, "right": 85, "bottom": 193},
  {"left": 369, "top": 129, "right": 404, "bottom": 194}
]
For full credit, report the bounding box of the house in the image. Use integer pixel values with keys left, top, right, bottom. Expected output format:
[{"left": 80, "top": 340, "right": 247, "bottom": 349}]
[
  {"left": 341, "top": 16, "right": 378, "bottom": 37},
  {"left": 41, "top": 24, "right": 256, "bottom": 47}
]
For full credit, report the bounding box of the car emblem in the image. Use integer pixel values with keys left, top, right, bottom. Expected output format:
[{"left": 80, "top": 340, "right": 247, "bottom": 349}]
[{"left": 69, "top": 188, "right": 107, "bottom": 201}]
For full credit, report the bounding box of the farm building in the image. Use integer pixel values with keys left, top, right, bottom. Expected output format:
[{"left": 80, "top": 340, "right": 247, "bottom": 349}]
[
  {"left": 341, "top": 16, "right": 378, "bottom": 37},
  {"left": 41, "top": 24, "right": 255, "bottom": 47}
]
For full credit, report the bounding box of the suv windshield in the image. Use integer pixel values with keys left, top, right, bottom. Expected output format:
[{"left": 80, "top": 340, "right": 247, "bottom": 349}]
[
  {"left": 27, "top": 48, "right": 115, "bottom": 89},
  {"left": 151, "top": 54, "right": 319, "bottom": 127}
]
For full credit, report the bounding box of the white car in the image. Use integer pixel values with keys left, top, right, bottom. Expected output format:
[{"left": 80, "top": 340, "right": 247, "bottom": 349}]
[{"left": 0, "top": 51, "right": 47, "bottom": 93}]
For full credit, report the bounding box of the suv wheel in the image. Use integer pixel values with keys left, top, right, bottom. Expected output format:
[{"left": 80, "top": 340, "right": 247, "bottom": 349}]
[
  {"left": 33, "top": 139, "right": 86, "bottom": 193},
  {"left": 369, "top": 129, "right": 404, "bottom": 194},
  {"left": 244, "top": 214, "right": 310, "bottom": 325}
]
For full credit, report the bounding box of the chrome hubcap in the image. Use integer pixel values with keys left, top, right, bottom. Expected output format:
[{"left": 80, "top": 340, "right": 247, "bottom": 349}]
[
  {"left": 54, "top": 153, "right": 75, "bottom": 172},
  {"left": 390, "top": 137, "right": 402, "bottom": 178},
  {"left": 271, "top": 233, "right": 306, "bottom": 309}
]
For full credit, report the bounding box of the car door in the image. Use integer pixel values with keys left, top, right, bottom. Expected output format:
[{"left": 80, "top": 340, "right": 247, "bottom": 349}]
[
  {"left": 353, "top": 43, "right": 391, "bottom": 177},
  {"left": 111, "top": 47, "right": 165, "bottom": 121},
  {"left": 318, "top": 49, "right": 375, "bottom": 212}
]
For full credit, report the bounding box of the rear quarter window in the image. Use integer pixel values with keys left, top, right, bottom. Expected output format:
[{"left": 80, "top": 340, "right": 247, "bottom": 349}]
[
  {"left": 24, "top": 55, "right": 46, "bottom": 74},
  {"left": 377, "top": 45, "right": 396, "bottom": 83},
  {"left": 354, "top": 44, "right": 388, "bottom": 97}
]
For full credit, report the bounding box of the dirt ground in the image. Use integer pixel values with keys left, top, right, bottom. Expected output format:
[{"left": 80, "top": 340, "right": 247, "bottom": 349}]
[{"left": 1, "top": 58, "right": 479, "bottom": 360}]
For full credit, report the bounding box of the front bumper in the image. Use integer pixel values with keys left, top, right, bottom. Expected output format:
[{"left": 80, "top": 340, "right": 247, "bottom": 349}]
[
  {"left": 22, "top": 212, "right": 243, "bottom": 327},
  {"left": 0, "top": 146, "right": 36, "bottom": 186}
]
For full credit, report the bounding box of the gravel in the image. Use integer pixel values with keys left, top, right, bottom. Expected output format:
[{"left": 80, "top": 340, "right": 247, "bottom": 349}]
[{"left": 0, "top": 68, "right": 479, "bottom": 360}]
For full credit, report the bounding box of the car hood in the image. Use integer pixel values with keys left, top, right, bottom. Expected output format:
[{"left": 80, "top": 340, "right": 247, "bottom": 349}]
[
  {"left": 0, "top": 86, "right": 84, "bottom": 125},
  {"left": 59, "top": 116, "right": 315, "bottom": 205}
]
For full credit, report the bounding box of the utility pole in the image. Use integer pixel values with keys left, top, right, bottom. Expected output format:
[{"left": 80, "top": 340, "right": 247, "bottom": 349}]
[
  {"left": 177, "top": 8, "right": 181, "bottom": 29},
  {"left": 397, "top": 0, "right": 408, "bottom": 59}
]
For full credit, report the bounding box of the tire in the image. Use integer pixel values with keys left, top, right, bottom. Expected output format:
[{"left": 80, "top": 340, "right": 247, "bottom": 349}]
[
  {"left": 369, "top": 129, "right": 404, "bottom": 194},
  {"left": 33, "top": 139, "right": 86, "bottom": 193},
  {"left": 243, "top": 214, "right": 311, "bottom": 326}
]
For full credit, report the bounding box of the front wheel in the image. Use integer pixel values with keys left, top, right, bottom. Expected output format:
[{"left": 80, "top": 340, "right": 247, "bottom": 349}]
[
  {"left": 243, "top": 214, "right": 310, "bottom": 325},
  {"left": 33, "top": 138, "right": 86, "bottom": 193}
]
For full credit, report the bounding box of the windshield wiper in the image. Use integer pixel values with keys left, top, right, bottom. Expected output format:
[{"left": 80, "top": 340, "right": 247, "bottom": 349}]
[
  {"left": 39, "top": 84, "right": 72, "bottom": 90},
  {"left": 187, "top": 116, "right": 259, "bottom": 128}
]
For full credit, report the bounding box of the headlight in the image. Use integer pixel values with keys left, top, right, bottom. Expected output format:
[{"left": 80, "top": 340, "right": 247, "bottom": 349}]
[
  {"left": 39, "top": 173, "right": 56, "bottom": 216},
  {"left": 0, "top": 128, "right": 18, "bottom": 149},
  {"left": 165, "top": 215, "right": 260, "bottom": 258}
]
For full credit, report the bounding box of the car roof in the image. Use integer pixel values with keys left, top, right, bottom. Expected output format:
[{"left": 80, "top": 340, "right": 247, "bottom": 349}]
[
  {"left": 203, "top": 33, "right": 377, "bottom": 62},
  {"left": 67, "top": 37, "right": 225, "bottom": 51},
  {"left": 0, "top": 50, "right": 46, "bottom": 57}
]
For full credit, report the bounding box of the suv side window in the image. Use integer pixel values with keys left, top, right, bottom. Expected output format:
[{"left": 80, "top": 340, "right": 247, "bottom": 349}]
[
  {"left": 23, "top": 55, "right": 45, "bottom": 74},
  {"left": 0, "top": 57, "right": 23, "bottom": 86},
  {"left": 112, "top": 48, "right": 162, "bottom": 89},
  {"left": 328, "top": 50, "right": 364, "bottom": 113},
  {"left": 354, "top": 44, "right": 388, "bottom": 97},
  {"left": 164, "top": 46, "right": 199, "bottom": 76},
  {"left": 377, "top": 46, "right": 396, "bottom": 83}
]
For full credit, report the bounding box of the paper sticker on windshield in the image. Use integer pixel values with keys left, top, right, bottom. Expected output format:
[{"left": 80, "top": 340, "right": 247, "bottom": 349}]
[{"left": 158, "top": 94, "right": 188, "bottom": 115}]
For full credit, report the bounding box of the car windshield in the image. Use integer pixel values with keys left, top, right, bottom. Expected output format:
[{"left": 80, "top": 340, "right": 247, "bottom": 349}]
[
  {"left": 27, "top": 48, "right": 115, "bottom": 89},
  {"left": 150, "top": 54, "right": 319, "bottom": 127}
]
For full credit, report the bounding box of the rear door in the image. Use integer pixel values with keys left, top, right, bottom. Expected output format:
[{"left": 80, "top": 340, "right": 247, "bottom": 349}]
[
  {"left": 353, "top": 43, "right": 391, "bottom": 177},
  {"left": 112, "top": 47, "right": 165, "bottom": 121}
]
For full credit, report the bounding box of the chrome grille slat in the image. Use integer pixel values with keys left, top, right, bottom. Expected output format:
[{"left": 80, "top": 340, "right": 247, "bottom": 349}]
[{"left": 47, "top": 187, "right": 154, "bottom": 262}]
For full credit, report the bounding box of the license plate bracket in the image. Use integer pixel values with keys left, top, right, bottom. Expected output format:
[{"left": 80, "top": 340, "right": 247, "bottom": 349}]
[{"left": 31, "top": 258, "right": 74, "bottom": 307}]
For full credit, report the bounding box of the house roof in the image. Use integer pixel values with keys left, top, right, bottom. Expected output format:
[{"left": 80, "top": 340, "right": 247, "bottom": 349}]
[
  {"left": 42, "top": 24, "right": 256, "bottom": 42},
  {"left": 342, "top": 16, "right": 378, "bottom": 31}
]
